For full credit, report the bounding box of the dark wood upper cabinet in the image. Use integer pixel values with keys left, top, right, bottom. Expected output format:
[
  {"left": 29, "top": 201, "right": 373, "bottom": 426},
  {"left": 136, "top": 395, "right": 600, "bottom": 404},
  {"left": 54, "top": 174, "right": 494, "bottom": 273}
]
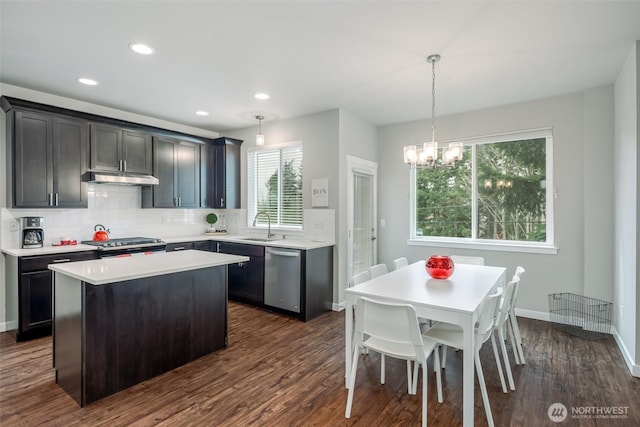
[
  {"left": 142, "top": 136, "right": 200, "bottom": 208},
  {"left": 2, "top": 97, "right": 243, "bottom": 211},
  {"left": 9, "top": 109, "right": 88, "bottom": 208},
  {"left": 201, "top": 137, "right": 242, "bottom": 208},
  {"left": 90, "top": 123, "right": 152, "bottom": 174},
  {"left": 53, "top": 117, "right": 89, "bottom": 208}
]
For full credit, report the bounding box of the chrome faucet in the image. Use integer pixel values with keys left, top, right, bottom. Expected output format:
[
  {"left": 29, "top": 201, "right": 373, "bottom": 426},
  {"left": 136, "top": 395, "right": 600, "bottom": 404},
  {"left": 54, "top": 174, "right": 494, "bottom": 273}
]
[{"left": 252, "top": 211, "right": 274, "bottom": 239}]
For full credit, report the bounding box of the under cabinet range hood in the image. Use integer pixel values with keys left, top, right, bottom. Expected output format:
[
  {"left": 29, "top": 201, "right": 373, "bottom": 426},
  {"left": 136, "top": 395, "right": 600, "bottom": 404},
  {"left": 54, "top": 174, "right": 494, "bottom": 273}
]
[{"left": 87, "top": 172, "right": 159, "bottom": 185}]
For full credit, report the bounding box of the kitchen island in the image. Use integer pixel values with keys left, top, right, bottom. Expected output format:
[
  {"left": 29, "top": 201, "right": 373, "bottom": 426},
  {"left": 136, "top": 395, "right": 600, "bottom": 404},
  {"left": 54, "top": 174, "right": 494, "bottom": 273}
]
[{"left": 49, "top": 250, "right": 248, "bottom": 406}]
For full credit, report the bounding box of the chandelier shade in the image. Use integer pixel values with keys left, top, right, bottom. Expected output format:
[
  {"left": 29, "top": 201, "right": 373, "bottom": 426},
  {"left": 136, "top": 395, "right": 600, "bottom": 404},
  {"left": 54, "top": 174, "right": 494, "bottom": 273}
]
[{"left": 403, "top": 54, "right": 463, "bottom": 168}]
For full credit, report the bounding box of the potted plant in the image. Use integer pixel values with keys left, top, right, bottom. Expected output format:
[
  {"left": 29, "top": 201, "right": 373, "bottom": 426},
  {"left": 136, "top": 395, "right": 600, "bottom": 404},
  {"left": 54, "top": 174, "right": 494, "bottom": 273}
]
[{"left": 205, "top": 213, "right": 218, "bottom": 234}]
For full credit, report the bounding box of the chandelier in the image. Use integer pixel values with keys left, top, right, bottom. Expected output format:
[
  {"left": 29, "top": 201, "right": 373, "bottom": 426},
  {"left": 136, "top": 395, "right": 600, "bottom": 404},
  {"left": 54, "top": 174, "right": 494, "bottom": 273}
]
[{"left": 403, "top": 54, "right": 463, "bottom": 168}]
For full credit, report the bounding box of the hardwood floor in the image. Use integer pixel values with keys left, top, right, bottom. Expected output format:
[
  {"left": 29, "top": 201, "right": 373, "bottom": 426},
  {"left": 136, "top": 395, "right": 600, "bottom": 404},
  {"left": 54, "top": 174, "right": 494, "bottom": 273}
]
[{"left": 1, "top": 302, "right": 639, "bottom": 426}]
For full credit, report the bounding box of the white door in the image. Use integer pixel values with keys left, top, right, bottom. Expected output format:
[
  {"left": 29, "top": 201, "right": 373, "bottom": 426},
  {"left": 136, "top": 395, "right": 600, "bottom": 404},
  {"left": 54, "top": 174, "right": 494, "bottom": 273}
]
[{"left": 347, "top": 155, "right": 378, "bottom": 282}]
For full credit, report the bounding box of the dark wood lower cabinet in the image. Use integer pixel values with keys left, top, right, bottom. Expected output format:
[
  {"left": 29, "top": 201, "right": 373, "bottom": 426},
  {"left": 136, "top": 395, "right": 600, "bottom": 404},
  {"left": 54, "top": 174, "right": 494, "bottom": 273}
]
[
  {"left": 19, "top": 270, "right": 52, "bottom": 332},
  {"left": 53, "top": 266, "right": 227, "bottom": 406},
  {"left": 218, "top": 242, "right": 265, "bottom": 305},
  {"left": 5, "top": 251, "right": 98, "bottom": 342}
]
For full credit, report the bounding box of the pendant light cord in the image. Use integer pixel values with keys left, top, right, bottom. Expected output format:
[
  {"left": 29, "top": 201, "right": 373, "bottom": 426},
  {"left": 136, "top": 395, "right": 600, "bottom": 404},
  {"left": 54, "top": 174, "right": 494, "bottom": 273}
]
[{"left": 431, "top": 56, "right": 437, "bottom": 143}]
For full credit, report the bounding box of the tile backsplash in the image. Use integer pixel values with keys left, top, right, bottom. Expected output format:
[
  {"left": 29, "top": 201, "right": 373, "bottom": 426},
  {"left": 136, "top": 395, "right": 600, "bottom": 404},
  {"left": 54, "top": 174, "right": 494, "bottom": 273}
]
[{"left": 1, "top": 184, "right": 335, "bottom": 248}]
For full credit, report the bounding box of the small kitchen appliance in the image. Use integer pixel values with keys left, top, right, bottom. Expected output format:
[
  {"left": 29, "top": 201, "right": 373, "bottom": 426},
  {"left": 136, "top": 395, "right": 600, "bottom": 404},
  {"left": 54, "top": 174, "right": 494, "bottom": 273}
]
[{"left": 20, "top": 216, "right": 44, "bottom": 249}]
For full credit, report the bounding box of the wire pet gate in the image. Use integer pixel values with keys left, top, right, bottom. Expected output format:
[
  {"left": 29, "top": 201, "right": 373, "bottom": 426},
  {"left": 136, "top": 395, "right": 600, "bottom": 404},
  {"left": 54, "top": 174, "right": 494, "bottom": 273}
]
[{"left": 548, "top": 293, "right": 612, "bottom": 340}]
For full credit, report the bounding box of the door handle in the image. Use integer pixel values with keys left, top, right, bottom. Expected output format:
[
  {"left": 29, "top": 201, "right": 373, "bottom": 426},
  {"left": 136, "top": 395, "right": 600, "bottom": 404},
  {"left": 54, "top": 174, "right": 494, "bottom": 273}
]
[{"left": 371, "top": 236, "right": 377, "bottom": 241}]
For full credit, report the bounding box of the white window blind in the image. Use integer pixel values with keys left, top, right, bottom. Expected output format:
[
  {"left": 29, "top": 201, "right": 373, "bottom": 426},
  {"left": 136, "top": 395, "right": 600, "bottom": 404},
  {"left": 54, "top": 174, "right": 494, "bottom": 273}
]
[{"left": 248, "top": 142, "right": 303, "bottom": 229}]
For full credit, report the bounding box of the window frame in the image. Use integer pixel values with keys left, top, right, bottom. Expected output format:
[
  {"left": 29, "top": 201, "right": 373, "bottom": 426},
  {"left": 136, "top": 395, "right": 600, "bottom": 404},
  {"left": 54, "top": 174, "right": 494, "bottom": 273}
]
[
  {"left": 408, "top": 128, "right": 557, "bottom": 254},
  {"left": 247, "top": 140, "right": 304, "bottom": 232}
]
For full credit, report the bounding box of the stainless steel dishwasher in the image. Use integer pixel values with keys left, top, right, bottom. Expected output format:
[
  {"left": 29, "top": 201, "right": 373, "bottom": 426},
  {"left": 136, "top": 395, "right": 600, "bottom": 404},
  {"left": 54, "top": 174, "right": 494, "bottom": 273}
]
[{"left": 264, "top": 247, "right": 301, "bottom": 313}]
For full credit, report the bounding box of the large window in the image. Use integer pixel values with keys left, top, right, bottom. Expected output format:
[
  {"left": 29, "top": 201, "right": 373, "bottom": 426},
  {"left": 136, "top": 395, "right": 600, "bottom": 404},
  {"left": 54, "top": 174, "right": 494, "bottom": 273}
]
[
  {"left": 248, "top": 142, "right": 303, "bottom": 230},
  {"left": 411, "top": 129, "right": 553, "bottom": 250}
]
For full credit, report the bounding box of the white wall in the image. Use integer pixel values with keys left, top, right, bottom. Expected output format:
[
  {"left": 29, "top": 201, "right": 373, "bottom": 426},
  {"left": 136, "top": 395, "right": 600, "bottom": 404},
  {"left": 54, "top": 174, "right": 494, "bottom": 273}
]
[
  {"left": 222, "top": 108, "right": 378, "bottom": 306},
  {"left": 0, "top": 108, "right": 6, "bottom": 327},
  {"left": 223, "top": 109, "right": 342, "bottom": 303},
  {"left": 337, "top": 109, "right": 378, "bottom": 303},
  {"left": 376, "top": 89, "right": 615, "bottom": 320},
  {"left": 614, "top": 41, "right": 639, "bottom": 375},
  {"left": 583, "top": 86, "right": 615, "bottom": 303}
]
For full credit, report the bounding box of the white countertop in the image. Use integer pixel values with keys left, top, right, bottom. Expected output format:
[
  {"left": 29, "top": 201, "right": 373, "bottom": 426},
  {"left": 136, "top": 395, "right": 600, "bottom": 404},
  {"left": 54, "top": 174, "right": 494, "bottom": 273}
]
[
  {"left": 48, "top": 250, "right": 249, "bottom": 285},
  {"left": 1, "top": 234, "right": 334, "bottom": 257},
  {"left": 162, "top": 234, "right": 335, "bottom": 250},
  {"left": 1, "top": 244, "right": 98, "bottom": 257}
]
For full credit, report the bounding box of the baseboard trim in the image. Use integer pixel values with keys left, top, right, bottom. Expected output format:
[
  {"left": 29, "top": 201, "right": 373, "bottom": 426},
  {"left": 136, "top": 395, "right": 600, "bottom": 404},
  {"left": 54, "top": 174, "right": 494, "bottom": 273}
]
[
  {"left": 332, "top": 302, "right": 345, "bottom": 312},
  {"left": 514, "top": 308, "right": 550, "bottom": 321},
  {"left": 0, "top": 320, "right": 17, "bottom": 333},
  {"left": 612, "top": 328, "right": 640, "bottom": 377}
]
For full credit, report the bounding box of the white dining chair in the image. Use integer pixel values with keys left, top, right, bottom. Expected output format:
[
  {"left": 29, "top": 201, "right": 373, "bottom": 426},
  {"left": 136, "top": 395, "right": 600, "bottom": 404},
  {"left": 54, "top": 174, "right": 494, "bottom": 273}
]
[
  {"left": 349, "top": 268, "right": 413, "bottom": 389},
  {"left": 420, "top": 287, "right": 504, "bottom": 427},
  {"left": 392, "top": 257, "right": 409, "bottom": 270},
  {"left": 368, "top": 263, "right": 388, "bottom": 278},
  {"left": 492, "top": 276, "right": 520, "bottom": 392},
  {"left": 450, "top": 255, "right": 485, "bottom": 265},
  {"left": 440, "top": 255, "right": 485, "bottom": 364},
  {"left": 508, "top": 266, "right": 526, "bottom": 365},
  {"left": 349, "top": 270, "right": 370, "bottom": 288},
  {"left": 345, "top": 297, "right": 441, "bottom": 427}
]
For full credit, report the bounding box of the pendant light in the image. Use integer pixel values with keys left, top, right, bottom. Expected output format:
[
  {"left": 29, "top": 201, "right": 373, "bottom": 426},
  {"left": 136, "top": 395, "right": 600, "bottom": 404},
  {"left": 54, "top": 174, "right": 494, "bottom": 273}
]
[
  {"left": 256, "top": 115, "right": 265, "bottom": 146},
  {"left": 403, "top": 54, "right": 463, "bottom": 168}
]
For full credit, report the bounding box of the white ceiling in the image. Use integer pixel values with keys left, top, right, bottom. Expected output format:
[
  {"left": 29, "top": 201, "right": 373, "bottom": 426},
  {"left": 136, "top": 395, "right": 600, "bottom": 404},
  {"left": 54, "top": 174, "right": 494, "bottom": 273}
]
[{"left": 1, "top": 1, "right": 640, "bottom": 133}]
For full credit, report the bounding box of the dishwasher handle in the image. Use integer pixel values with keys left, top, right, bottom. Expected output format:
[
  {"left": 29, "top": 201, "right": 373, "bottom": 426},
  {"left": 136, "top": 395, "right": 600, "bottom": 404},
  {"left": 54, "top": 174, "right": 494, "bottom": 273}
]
[{"left": 266, "top": 248, "right": 300, "bottom": 257}]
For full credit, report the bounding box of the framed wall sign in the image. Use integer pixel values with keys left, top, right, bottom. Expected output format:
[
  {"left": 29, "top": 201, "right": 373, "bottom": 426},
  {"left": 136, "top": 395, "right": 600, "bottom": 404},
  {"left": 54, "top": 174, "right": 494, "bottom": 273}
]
[{"left": 311, "top": 179, "right": 329, "bottom": 207}]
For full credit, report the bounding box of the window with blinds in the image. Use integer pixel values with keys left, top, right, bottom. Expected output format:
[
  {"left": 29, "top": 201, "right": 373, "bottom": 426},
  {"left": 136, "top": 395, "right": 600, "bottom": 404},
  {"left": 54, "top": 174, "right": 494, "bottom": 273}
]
[{"left": 248, "top": 142, "right": 303, "bottom": 229}]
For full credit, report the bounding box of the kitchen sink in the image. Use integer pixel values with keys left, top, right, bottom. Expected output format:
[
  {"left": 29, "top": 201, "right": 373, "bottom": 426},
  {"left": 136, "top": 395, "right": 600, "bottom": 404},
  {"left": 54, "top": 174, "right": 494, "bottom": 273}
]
[{"left": 241, "top": 237, "right": 280, "bottom": 242}]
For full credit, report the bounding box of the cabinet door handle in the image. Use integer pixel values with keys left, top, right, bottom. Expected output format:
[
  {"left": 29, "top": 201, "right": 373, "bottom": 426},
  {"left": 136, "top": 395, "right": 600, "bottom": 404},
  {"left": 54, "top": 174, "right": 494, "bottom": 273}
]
[
  {"left": 237, "top": 262, "right": 244, "bottom": 267},
  {"left": 220, "top": 197, "right": 225, "bottom": 207},
  {"left": 216, "top": 242, "right": 221, "bottom": 252},
  {"left": 173, "top": 247, "right": 185, "bottom": 251},
  {"left": 118, "top": 160, "right": 123, "bottom": 171},
  {"left": 123, "top": 160, "right": 127, "bottom": 172},
  {"left": 51, "top": 258, "right": 71, "bottom": 263},
  {"left": 178, "top": 196, "right": 181, "bottom": 206},
  {"left": 48, "top": 193, "right": 53, "bottom": 206},
  {"left": 54, "top": 193, "right": 59, "bottom": 206}
]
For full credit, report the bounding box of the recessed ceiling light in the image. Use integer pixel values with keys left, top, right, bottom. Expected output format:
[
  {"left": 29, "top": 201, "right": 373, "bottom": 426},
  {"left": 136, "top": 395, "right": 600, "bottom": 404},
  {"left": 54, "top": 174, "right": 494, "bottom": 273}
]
[
  {"left": 254, "top": 93, "right": 270, "bottom": 100},
  {"left": 77, "top": 77, "right": 98, "bottom": 86},
  {"left": 195, "top": 111, "right": 209, "bottom": 116},
  {"left": 129, "top": 43, "right": 155, "bottom": 55}
]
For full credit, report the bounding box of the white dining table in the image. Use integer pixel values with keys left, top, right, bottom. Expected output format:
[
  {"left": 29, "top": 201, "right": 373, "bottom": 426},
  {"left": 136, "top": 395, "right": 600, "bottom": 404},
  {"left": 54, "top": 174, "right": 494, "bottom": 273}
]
[{"left": 344, "top": 261, "right": 507, "bottom": 427}]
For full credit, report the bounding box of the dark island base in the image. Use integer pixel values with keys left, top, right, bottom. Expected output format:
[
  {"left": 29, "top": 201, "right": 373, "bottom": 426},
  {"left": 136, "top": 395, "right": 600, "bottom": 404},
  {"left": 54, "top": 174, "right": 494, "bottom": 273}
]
[{"left": 54, "top": 266, "right": 227, "bottom": 406}]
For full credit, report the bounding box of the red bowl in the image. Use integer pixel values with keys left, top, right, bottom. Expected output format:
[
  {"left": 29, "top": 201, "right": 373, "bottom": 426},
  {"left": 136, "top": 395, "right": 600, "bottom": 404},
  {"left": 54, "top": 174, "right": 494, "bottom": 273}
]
[{"left": 426, "top": 255, "right": 454, "bottom": 279}]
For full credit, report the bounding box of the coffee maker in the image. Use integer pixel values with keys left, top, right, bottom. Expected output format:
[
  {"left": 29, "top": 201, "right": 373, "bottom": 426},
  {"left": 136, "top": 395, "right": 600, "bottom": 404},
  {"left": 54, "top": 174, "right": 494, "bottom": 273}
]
[{"left": 20, "top": 217, "right": 44, "bottom": 249}]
